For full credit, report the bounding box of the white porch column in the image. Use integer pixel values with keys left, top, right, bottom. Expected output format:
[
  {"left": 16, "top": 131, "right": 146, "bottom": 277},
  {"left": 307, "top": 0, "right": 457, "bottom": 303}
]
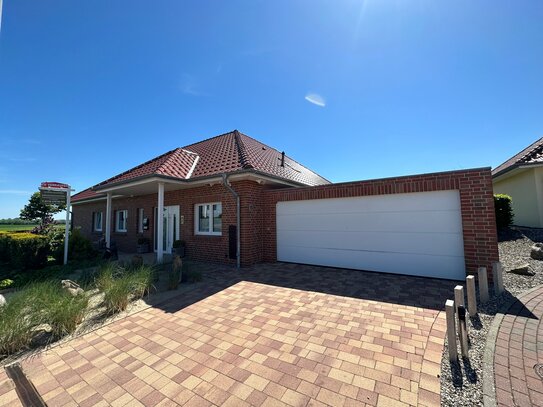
[
  {"left": 157, "top": 182, "right": 165, "bottom": 263},
  {"left": 63, "top": 188, "right": 71, "bottom": 265},
  {"left": 105, "top": 192, "right": 112, "bottom": 248}
]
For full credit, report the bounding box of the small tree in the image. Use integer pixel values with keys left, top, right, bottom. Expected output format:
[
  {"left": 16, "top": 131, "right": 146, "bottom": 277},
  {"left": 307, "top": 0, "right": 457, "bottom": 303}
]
[
  {"left": 20, "top": 192, "right": 65, "bottom": 230},
  {"left": 494, "top": 194, "right": 514, "bottom": 229}
]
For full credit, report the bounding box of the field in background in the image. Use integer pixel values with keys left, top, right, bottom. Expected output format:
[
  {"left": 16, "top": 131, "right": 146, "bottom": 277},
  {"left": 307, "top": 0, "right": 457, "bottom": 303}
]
[
  {"left": 0, "top": 224, "right": 65, "bottom": 232},
  {"left": 0, "top": 224, "right": 37, "bottom": 231}
]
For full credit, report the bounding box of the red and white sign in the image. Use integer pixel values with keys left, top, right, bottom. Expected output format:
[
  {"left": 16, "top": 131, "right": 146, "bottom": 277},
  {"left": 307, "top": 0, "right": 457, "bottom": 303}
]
[{"left": 40, "top": 182, "right": 70, "bottom": 190}]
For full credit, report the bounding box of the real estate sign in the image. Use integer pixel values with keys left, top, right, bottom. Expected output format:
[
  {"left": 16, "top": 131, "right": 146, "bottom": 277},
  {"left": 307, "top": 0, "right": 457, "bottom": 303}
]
[
  {"left": 39, "top": 182, "right": 70, "bottom": 205},
  {"left": 39, "top": 181, "right": 74, "bottom": 265}
]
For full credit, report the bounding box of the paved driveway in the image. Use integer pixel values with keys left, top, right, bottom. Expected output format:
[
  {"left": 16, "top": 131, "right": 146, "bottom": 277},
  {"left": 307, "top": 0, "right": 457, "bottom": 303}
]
[{"left": 0, "top": 263, "right": 458, "bottom": 407}]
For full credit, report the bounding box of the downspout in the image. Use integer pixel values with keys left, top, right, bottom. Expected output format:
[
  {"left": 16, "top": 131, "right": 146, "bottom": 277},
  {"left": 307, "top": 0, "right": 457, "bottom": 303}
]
[{"left": 222, "top": 173, "right": 240, "bottom": 268}]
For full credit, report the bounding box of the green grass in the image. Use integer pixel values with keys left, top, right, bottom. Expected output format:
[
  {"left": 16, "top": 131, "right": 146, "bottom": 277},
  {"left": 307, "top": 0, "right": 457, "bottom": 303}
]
[
  {"left": 0, "top": 224, "right": 37, "bottom": 232},
  {"left": 29, "top": 281, "right": 89, "bottom": 338},
  {"left": 0, "top": 289, "right": 41, "bottom": 356},
  {"left": 0, "top": 280, "right": 90, "bottom": 356},
  {"left": 0, "top": 224, "right": 65, "bottom": 232},
  {"left": 96, "top": 263, "right": 155, "bottom": 315}
]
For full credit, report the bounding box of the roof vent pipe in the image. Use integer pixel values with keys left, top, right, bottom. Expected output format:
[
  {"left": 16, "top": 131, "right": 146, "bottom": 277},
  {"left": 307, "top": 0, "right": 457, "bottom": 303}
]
[
  {"left": 222, "top": 173, "right": 240, "bottom": 269},
  {"left": 281, "top": 151, "right": 285, "bottom": 167}
]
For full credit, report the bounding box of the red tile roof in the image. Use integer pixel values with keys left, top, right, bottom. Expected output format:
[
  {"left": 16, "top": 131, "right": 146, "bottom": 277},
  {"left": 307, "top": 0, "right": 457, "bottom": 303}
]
[
  {"left": 492, "top": 137, "right": 543, "bottom": 178},
  {"left": 72, "top": 130, "right": 329, "bottom": 202},
  {"left": 71, "top": 187, "right": 99, "bottom": 202}
]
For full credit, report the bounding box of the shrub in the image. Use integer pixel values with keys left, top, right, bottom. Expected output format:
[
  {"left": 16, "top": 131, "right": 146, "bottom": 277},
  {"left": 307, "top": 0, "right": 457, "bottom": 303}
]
[
  {"left": 48, "top": 227, "right": 66, "bottom": 264},
  {"left": 48, "top": 229, "right": 97, "bottom": 264},
  {"left": 0, "top": 232, "right": 49, "bottom": 272},
  {"left": 0, "top": 279, "right": 14, "bottom": 290},
  {"left": 494, "top": 194, "right": 514, "bottom": 229},
  {"left": 0, "top": 291, "right": 41, "bottom": 356},
  {"left": 68, "top": 229, "right": 97, "bottom": 262},
  {"left": 172, "top": 240, "right": 185, "bottom": 248}
]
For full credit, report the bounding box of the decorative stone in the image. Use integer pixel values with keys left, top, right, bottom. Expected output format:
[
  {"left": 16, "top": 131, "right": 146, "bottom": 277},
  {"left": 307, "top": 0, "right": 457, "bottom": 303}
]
[
  {"left": 61, "top": 279, "right": 84, "bottom": 297},
  {"left": 173, "top": 255, "right": 183, "bottom": 283},
  {"left": 0, "top": 294, "right": 5, "bottom": 307},
  {"left": 168, "top": 256, "right": 183, "bottom": 290},
  {"left": 507, "top": 263, "right": 535, "bottom": 276},
  {"left": 530, "top": 243, "right": 543, "bottom": 260}
]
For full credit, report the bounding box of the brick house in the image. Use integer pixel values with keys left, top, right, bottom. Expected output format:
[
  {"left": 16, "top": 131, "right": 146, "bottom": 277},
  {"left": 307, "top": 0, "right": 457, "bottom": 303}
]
[{"left": 72, "top": 130, "right": 498, "bottom": 279}]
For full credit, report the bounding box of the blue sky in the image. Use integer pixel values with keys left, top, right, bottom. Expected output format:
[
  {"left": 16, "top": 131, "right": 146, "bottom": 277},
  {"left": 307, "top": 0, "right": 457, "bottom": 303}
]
[{"left": 1, "top": 1, "right": 542, "bottom": 218}]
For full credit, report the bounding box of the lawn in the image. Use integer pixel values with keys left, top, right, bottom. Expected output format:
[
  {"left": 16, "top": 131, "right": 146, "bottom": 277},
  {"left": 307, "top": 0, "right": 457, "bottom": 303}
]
[
  {"left": 0, "top": 224, "right": 65, "bottom": 232},
  {"left": 0, "top": 224, "right": 37, "bottom": 232}
]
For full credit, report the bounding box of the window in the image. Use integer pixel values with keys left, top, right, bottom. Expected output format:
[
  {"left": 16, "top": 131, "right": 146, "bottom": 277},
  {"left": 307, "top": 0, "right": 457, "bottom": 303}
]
[
  {"left": 138, "top": 208, "right": 144, "bottom": 233},
  {"left": 116, "top": 210, "right": 128, "bottom": 232},
  {"left": 195, "top": 203, "right": 222, "bottom": 235},
  {"left": 93, "top": 212, "right": 103, "bottom": 232}
]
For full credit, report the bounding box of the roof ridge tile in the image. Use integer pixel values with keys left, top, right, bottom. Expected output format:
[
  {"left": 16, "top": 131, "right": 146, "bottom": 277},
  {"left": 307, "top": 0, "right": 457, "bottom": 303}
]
[{"left": 234, "top": 130, "right": 254, "bottom": 169}]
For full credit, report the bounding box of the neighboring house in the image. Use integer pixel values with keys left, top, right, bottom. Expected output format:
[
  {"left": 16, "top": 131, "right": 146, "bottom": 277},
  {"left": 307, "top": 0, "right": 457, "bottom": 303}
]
[
  {"left": 72, "top": 130, "right": 498, "bottom": 280},
  {"left": 492, "top": 137, "right": 543, "bottom": 228}
]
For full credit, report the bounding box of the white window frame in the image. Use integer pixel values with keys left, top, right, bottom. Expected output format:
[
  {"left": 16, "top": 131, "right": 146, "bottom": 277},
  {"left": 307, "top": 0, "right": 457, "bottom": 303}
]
[
  {"left": 194, "top": 202, "right": 222, "bottom": 236},
  {"left": 116, "top": 210, "right": 128, "bottom": 232},
  {"left": 93, "top": 212, "right": 103, "bottom": 232},
  {"left": 138, "top": 208, "right": 144, "bottom": 233}
]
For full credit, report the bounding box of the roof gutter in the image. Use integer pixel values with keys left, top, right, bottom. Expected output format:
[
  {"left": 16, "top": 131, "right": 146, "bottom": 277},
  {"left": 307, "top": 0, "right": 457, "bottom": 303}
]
[
  {"left": 222, "top": 173, "right": 240, "bottom": 269},
  {"left": 92, "top": 169, "right": 309, "bottom": 193},
  {"left": 492, "top": 163, "right": 543, "bottom": 180}
]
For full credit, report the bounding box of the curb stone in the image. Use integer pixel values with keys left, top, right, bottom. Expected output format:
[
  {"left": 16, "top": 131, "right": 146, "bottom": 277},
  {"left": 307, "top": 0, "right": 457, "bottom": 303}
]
[{"left": 481, "top": 284, "right": 543, "bottom": 407}]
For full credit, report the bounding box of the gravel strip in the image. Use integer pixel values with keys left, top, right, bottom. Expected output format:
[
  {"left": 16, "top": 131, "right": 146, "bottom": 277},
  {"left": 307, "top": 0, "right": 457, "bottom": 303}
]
[{"left": 440, "top": 227, "right": 543, "bottom": 406}]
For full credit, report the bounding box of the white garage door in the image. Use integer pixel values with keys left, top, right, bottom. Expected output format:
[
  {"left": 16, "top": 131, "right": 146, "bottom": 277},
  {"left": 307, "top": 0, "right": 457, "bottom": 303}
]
[{"left": 276, "top": 190, "right": 465, "bottom": 280}]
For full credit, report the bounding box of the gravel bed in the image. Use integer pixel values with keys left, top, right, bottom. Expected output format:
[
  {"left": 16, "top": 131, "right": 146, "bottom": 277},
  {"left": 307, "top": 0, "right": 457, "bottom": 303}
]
[{"left": 440, "top": 227, "right": 543, "bottom": 406}]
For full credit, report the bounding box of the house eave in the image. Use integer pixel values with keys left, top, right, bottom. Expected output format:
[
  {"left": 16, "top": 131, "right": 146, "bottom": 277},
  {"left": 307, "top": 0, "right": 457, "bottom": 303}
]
[
  {"left": 72, "top": 169, "right": 314, "bottom": 204},
  {"left": 492, "top": 163, "right": 543, "bottom": 183}
]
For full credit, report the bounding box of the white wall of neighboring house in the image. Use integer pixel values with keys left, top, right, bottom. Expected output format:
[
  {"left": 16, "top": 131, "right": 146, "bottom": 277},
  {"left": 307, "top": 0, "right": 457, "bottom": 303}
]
[{"left": 493, "top": 167, "right": 543, "bottom": 228}]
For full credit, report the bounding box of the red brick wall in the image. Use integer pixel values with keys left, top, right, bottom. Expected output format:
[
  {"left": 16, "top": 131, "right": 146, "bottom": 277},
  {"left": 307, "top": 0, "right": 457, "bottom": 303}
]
[
  {"left": 261, "top": 167, "right": 499, "bottom": 277},
  {"left": 73, "top": 168, "right": 498, "bottom": 278},
  {"left": 73, "top": 184, "right": 239, "bottom": 264}
]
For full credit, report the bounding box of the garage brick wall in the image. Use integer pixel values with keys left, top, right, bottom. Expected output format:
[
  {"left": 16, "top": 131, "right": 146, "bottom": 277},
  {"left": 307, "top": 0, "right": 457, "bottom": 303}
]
[{"left": 262, "top": 167, "right": 499, "bottom": 278}]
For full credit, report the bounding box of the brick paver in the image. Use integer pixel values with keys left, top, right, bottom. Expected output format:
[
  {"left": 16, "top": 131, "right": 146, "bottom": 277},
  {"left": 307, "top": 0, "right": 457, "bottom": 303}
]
[
  {"left": 493, "top": 285, "right": 543, "bottom": 407},
  {"left": 0, "top": 370, "right": 21, "bottom": 407},
  {"left": 0, "top": 263, "right": 457, "bottom": 406}
]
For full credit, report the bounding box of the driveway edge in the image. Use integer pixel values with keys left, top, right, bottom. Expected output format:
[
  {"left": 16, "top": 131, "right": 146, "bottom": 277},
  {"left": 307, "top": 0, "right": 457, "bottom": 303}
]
[{"left": 481, "top": 284, "right": 543, "bottom": 407}]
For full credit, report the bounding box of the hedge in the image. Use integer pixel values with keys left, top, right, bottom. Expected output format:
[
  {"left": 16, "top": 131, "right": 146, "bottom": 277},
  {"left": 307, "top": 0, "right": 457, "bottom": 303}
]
[
  {"left": 494, "top": 194, "right": 514, "bottom": 229},
  {"left": 0, "top": 232, "right": 49, "bottom": 273}
]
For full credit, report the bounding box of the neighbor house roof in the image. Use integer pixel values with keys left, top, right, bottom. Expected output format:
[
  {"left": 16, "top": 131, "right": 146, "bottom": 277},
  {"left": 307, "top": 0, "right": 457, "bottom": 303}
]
[
  {"left": 72, "top": 130, "right": 330, "bottom": 202},
  {"left": 492, "top": 137, "right": 543, "bottom": 179}
]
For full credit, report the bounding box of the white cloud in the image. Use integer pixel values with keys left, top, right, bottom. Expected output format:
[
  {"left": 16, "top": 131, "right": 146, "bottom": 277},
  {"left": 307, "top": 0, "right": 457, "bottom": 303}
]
[
  {"left": 179, "top": 73, "right": 209, "bottom": 97},
  {"left": 305, "top": 93, "right": 326, "bottom": 107}
]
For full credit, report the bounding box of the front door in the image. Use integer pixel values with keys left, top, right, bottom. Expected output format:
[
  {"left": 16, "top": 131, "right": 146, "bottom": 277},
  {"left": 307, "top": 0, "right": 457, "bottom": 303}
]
[{"left": 154, "top": 205, "right": 180, "bottom": 254}]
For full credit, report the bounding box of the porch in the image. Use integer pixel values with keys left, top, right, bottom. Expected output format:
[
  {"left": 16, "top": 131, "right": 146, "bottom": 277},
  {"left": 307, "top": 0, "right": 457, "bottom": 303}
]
[
  {"left": 117, "top": 251, "right": 174, "bottom": 266},
  {"left": 95, "top": 174, "right": 239, "bottom": 266}
]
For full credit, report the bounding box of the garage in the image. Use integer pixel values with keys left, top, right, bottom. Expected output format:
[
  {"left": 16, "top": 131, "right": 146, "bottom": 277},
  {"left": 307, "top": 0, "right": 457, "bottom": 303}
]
[{"left": 276, "top": 190, "right": 466, "bottom": 280}]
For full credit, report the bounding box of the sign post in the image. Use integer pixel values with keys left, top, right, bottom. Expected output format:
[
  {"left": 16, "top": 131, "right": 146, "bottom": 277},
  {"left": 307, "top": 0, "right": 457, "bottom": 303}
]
[{"left": 39, "top": 182, "right": 74, "bottom": 265}]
